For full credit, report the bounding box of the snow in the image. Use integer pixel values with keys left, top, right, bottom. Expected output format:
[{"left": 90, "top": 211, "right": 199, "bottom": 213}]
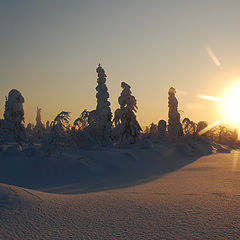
[
  {"left": 1, "top": 138, "right": 239, "bottom": 239},
  {"left": 0, "top": 149, "right": 240, "bottom": 239},
  {"left": 0, "top": 140, "right": 207, "bottom": 191},
  {"left": 0, "top": 84, "right": 238, "bottom": 239}
]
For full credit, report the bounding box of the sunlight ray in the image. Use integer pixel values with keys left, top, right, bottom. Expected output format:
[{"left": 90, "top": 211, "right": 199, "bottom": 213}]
[
  {"left": 232, "top": 150, "right": 240, "bottom": 171},
  {"left": 197, "top": 94, "right": 221, "bottom": 102},
  {"left": 204, "top": 44, "right": 221, "bottom": 67},
  {"left": 198, "top": 120, "right": 221, "bottom": 136}
]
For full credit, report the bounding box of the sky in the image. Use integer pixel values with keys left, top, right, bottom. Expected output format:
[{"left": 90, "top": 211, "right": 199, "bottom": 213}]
[{"left": 1, "top": 0, "right": 240, "bottom": 128}]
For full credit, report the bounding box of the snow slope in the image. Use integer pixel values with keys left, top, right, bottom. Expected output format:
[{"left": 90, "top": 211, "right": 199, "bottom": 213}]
[
  {"left": 1, "top": 149, "right": 240, "bottom": 239},
  {"left": 0, "top": 140, "right": 210, "bottom": 193}
]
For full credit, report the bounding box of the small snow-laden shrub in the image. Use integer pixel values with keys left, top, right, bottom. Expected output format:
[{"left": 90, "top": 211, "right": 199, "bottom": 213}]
[
  {"left": 147, "top": 123, "right": 159, "bottom": 143},
  {"left": 140, "top": 120, "right": 168, "bottom": 146},
  {"left": 182, "top": 118, "right": 196, "bottom": 136},
  {"left": 42, "top": 111, "right": 71, "bottom": 157},
  {"left": 72, "top": 110, "right": 101, "bottom": 149}
]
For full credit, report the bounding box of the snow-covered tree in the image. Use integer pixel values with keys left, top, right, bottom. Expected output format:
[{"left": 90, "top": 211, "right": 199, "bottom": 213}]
[
  {"left": 33, "top": 107, "right": 45, "bottom": 140},
  {"left": 35, "top": 107, "right": 44, "bottom": 129},
  {"left": 149, "top": 123, "right": 158, "bottom": 134},
  {"left": 182, "top": 118, "right": 196, "bottom": 135},
  {"left": 2, "top": 89, "right": 26, "bottom": 142},
  {"left": 72, "top": 110, "right": 96, "bottom": 149},
  {"left": 158, "top": 120, "right": 167, "bottom": 138},
  {"left": 50, "top": 111, "right": 70, "bottom": 142},
  {"left": 26, "top": 123, "right": 33, "bottom": 137},
  {"left": 113, "top": 82, "right": 142, "bottom": 144},
  {"left": 46, "top": 120, "right": 50, "bottom": 133},
  {"left": 43, "top": 111, "right": 71, "bottom": 156},
  {"left": 168, "top": 87, "right": 183, "bottom": 141},
  {"left": 89, "top": 64, "right": 112, "bottom": 146},
  {"left": 73, "top": 110, "right": 90, "bottom": 131}
]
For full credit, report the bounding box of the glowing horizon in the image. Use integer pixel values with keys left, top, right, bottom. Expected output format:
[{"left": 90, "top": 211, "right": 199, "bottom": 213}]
[{"left": 1, "top": 1, "right": 240, "bottom": 128}]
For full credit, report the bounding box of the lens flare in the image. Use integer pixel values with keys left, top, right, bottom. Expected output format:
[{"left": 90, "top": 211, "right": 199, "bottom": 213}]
[
  {"left": 204, "top": 44, "right": 221, "bottom": 67},
  {"left": 198, "top": 120, "right": 221, "bottom": 136},
  {"left": 197, "top": 94, "right": 221, "bottom": 102},
  {"left": 232, "top": 150, "right": 240, "bottom": 172}
]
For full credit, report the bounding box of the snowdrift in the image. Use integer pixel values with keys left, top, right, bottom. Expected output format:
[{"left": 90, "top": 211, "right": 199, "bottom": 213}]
[
  {"left": 0, "top": 136, "right": 213, "bottom": 194},
  {"left": 1, "top": 150, "right": 239, "bottom": 240}
]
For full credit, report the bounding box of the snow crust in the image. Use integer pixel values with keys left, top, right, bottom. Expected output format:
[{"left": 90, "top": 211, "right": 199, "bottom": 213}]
[{"left": 1, "top": 149, "right": 239, "bottom": 240}]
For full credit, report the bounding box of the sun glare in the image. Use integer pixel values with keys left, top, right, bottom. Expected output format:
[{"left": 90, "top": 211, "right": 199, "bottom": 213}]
[{"left": 219, "top": 82, "right": 240, "bottom": 127}]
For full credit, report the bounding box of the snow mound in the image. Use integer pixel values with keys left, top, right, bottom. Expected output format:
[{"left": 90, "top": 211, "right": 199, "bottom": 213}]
[{"left": 0, "top": 137, "right": 213, "bottom": 193}]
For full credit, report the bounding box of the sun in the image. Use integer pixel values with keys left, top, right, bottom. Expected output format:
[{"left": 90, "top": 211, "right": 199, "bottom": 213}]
[{"left": 219, "top": 81, "right": 240, "bottom": 127}]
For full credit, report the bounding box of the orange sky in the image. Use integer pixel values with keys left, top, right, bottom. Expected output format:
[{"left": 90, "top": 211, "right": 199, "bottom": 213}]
[{"left": 1, "top": 1, "right": 240, "bottom": 128}]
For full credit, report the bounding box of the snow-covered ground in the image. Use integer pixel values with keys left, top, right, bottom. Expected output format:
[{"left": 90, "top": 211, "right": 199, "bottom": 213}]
[
  {"left": 1, "top": 142, "right": 239, "bottom": 239},
  {"left": 0, "top": 139, "right": 211, "bottom": 193}
]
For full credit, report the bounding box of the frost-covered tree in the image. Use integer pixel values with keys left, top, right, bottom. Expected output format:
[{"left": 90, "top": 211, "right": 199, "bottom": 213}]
[
  {"left": 182, "top": 118, "right": 196, "bottom": 135},
  {"left": 113, "top": 82, "right": 142, "bottom": 144},
  {"left": 35, "top": 107, "right": 44, "bottom": 129},
  {"left": 72, "top": 110, "right": 96, "bottom": 149},
  {"left": 46, "top": 120, "right": 50, "bottom": 133},
  {"left": 50, "top": 111, "right": 70, "bottom": 141},
  {"left": 26, "top": 123, "right": 33, "bottom": 137},
  {"left": 43, "top": 111, "right": 71, "bottom": 156},
  {"left": 2, "top": 89, "right": 26, "bottom": 142},
  {"left": 50, "top": 111, "right": 70, "bottom": 145},
  {"left": 89, "top": 64, "right": 112, "bottom": 146},
  {"left": 158, "top": 120, "right": 167, "bottom": 138},
  {"left": 33, "top": 107, "right": 45, "bottom": 140},
  {"left": 168, "top": 87, "right": 183, "bottom": 141},
  {"left": 73, "top": 110, "right": 90, "bottom": 131},
  {"left": 149, "top": 123, "right": 158, "bottom": 134}
]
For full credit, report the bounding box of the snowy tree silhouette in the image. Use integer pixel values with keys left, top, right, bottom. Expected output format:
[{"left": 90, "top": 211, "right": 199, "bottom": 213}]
[
  {"left": 158, "top": 120, "right": 167, "bottom": 138},
  {"left": 33, "top": 107, "right": 45, "bottom": 140},
  {"left": 182, "top": 118, "right": 196, "bottom": 135},
  {"left": 114, "top": 82, "right": 142, "bottom": 144},
  {"left": 73, "top": 110, "right": 90, "bottom": 131},
  {"left": 88, "top": 64, "right": 112, "bottom": 146},
  {"left": 49, "top": 111, "right": 70, "bottom": 148},
  {"left": 2, "top": 89, "right": 26, "bottom": 142},
  {"left": 168, "top": 87, "right": 183, "bottom": 141}
]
